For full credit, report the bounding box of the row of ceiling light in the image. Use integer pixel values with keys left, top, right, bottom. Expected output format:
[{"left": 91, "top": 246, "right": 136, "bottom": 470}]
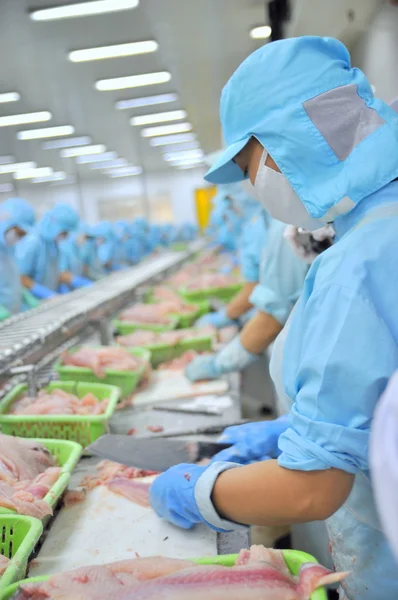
[{"left": 0, "top": 0, "right": 271, "bottom": 184}]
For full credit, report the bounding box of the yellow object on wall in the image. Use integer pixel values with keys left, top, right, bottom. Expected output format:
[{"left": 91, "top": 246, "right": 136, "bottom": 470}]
[{"left": 195, "top": 186, "right": 217, "bottom": 229}]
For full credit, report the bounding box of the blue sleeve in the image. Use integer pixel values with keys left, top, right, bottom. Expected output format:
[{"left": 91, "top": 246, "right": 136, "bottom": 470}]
[
  {"left": 249, "top": 227, "right": 308, "bottom": 325},
  {"left": 14, "top": 236, "right": 39, "bottom": 278},
  {"left": 278, "top": 285, "right": 398, "bottom": 474},
  {"left": 239, "top": 222, "right": 264, "bottom": 283}
]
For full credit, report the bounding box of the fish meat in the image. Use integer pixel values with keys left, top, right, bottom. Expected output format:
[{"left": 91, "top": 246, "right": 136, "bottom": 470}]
[
  {"left": 61, "top": 346, "right": 145, "bottom": 378},
  {"left": 107, "top": 478, "right": 151, "bottom": 507},
  {"left": 157, "top": 350, "right": 211, "bottom": 371},
  {"left": 146, "top": 425, "right": 164, "bottom": 433},
  {"left": 0, "top": 554, "right": 10, "bottom": 576},
  {"left": 184, "top": 273, "right": 239, "bottom": 291},
  {"left": 14, "top": 546, "right": 347, "bottom": 600},
  {"left": 118, "top": 305, "right": 175, "bottom": 325},
  {"left": 10, "top": 388, "right": 109, "bottom": 416},
  {"left": 15, "top": 557, "right": 198, "bottom": 600},
  {"left": 0, "top": 435, "right": 61, "bottom": 518},
  {"left": 117, "top": 326, "right": 216, "bottom": 349}
]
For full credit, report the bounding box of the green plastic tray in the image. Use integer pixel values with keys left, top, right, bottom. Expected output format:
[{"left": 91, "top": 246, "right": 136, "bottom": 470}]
[
  {"left": 0, "top": 550, "right": 327, "bottom": 599},
  {"left": 113, "top": 315, "right": 179, "bottom": 335},
  {"left": 55, "top": 347, "right": 150, "bottom": 399},
  {"left": 0, "top": 516, "right": 43, "bottom": 591},
  {"left": 0, "top": 438, "right": 82, "bottom": 519},
  {"left": 0, "top": 381, "right": 120, "bottom": 447},
  {"left": 179, "top": 283, "right": 242, "bottom": 303},
  {"left": 170, "top": 305, "right": 201, "bottom": 329},
  {"left": 126, "top": 335, "right": 213, "bottom": 368}
]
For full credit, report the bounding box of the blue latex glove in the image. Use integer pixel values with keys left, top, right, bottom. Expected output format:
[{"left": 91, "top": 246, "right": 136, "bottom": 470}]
[
  {"left": 210, "top": 416, "right": 290, "bottom": 465},
  {"left": 185, "top": 336, "right": 257, "bottom": 382},
  {"left": 195, "top": 309, "right": 236, "bottom": 329},
  {"left": 57, "top": 283, "right": 70, "bottom": 294},
  {"left": 150, "top": 462, "right": 240, "bottom": 531},
  {"left": 70, "top": 275, "right": 92, "bottom": 289},
  {"left": 30, "top": 282, "right": 57, "bottom": 299}
]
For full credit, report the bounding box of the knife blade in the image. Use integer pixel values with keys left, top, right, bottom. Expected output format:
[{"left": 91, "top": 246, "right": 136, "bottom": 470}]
[
  {"left": 87, "top": 435, "right": 232, "bottom": 472},
  {"left": 135, "top": 419, "right": 249, "bottom": 439}
]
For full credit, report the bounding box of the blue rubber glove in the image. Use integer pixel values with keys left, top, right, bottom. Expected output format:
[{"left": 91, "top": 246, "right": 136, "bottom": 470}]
[
  {"left": 31, "top": 282, "right": 57, "bottom": 299},
  {"left": 185, "top": 335, "right": 257, "bottom": 382},
  {"left": 70, "top": 275, "right": 92, "bottom": 289},
  {"left": 150, "top": 462, "right": 242, "bottom": 531},
  {"left": 210, "top": 416, "right": 290, "bottom": 465},
  {"left": 57, "top": 283, "right": 70, "bottom": 294},
  {"left": 195, "top": 309, "right": 236, "bottom": 329}
]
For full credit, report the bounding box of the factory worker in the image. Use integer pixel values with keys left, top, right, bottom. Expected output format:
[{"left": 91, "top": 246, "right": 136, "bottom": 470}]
[
  {"left": 78, "top": 225, "right": 105, "bottom": 280},
  {"left": 0, "top": 198, "right": 34, "bottom": 317},
  {"left": 197, "top": 182, "right": 270, "bottom": 329},
  {"left": 114, "top": 220, "right": 142, "bottom": 265},
  {"left": 150, "top": 36, "right": 398, "bottom": 600},
  {"left": 57, "top": 228, "right": 93, "bottom": 293},
  {"left": 91, "top": 221, "right": 123, "bottom": 272},
  {"left": 16, "top": 204, "right": 79, "bottom": 299},
  {"left": 186, "top": 218, "right": 310, "bottom": 382}
]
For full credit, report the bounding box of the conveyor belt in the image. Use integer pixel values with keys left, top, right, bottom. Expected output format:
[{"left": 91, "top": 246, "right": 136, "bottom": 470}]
[{"left": 0, "top": 240, "right": 206, "bottom": 376}]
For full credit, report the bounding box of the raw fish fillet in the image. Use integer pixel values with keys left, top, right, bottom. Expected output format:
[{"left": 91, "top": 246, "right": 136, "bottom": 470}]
[
  {"left": 118, "top": 305, "right": 175, "bottom": 325},
  {"left": 0, "top": 554, "right": 10, "bottom": 575},
  {"left": 107, "top": 478, "right": 151, "bottom": 507},
  {"left": 61, "top": 346, "right": 145, "bottom": 378},
  {"left": 184, "top": 273, "right": 239, "bottom": 291},
  {"left": 10, "top": 388, "right": 109, "bottom": 416},
  {"left": 0, "top": 435, "right": 60, "bottom": 518},
  {"left": 157, "top": 350, "right": 211, "bottom": 370},
  {"left": 117, "top": 326, "right": 216, "bottom": 348},
  {"left": 16, "top": 556, "right": 197, "bottom": 599}
]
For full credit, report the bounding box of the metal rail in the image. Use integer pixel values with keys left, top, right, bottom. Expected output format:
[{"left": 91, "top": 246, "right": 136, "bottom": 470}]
[{"left": 0, "top": 240, "right": 205, "bottom": 377}]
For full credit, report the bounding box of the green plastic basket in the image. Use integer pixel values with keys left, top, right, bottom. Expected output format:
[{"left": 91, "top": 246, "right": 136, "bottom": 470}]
[
  {"left": 193, "top": 299, "right": 211, "bottom": 317},
  {"left": 170, "top": 305, "right": 202, "bottom": 329},
  {"left": 179, "top": 283, "right": 242, "bottom": 303},
  {"left": 0, "top": 550, "right": 328, "bottom": 599},
  {"left": 0, "top": 516, "right": 43, "bottom": 591},
  {"left": 0, "top": 438, "right": 82, "bottom": 519},
  {"left": 127, "top": 335, "right": 213, "bottom": 368},
  {"left": 55, "top": 347, "right": 150, "bottom": 399},
  {"left": 113, "top": 316, "right": 179, "bottom": 335},
  {"left": 0, "top": 381, "right": 120, "bottom": 447}
]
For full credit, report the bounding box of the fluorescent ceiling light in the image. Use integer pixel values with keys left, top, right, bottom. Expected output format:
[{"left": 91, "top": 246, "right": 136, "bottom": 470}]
[
  {"left": 76, "top": 151, "right": 118, "bottom": 164},
  {"left": 33, "top": 171, "right": 67, "bottom": 183},
  {"left": 14, "top": 167, "right": 53, "bottom": 180},
  {"left": 69, "top": 40, "right": 157, "bottom": 63},
  {"left": 107, "top": 166, "right": 142, "bottom": 177},
  {"left": 0, "top": 183, "right": 14, "bottom": 193},
  {"left": 61, "top": 144, "right": 106, "bottom": 158},
  {"left": 96, "top": 71, "right": 171, "bottom": 91},
  {"left": 149, "top": 133, "right": 196, "bottom": 147},
  {"left": 116, "top": 93, "right": 178, "bottom": 110},
  {"left": 17, "top": 125, "right": 75, "bottom": 141},
  {"left": 0, "top": 155, "right": 15, "bottom": 165},
  {"left": 171, "top": 157, "right": 204, "bottom": 167},
  {"left": 164, "top": 149, "right": 204, "bottom": 162},
  {"left": 31, "top": 0, "right": 139, "bottom": 21},
  {"left": 141, "top": 122, "right": 192, "bottom": 138},
  {"left": 91, "top": 158, "right": 128, "bottom": 170},
  {"left": 176, "top": 164, "right": 203, "bottom": 170},
  {"left": 160, "top": 141, "right": 200, "bottom": 153},
  {"left": 0, "top": 111, "right": 52, "bottom": 128},
  {"left": 131, "top": 109, "right": 186, "bottom": 127},
  {"left": 250, "top": 25, "right": 272, "bottom": 39},
  {"left": 0, "top": 92, "right": 20, "bottom": 104},
  {"left": 42, "top": 136, "right": 92, "bottom": 150},
  {"left": 0, "top": 161, "right": 37, "bottom": 174}
]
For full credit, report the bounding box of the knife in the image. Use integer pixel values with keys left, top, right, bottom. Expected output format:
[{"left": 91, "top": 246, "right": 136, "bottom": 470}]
[
  {"left": 136, "top": 419, "right": 249, "bottom": 439},
  {"left": 87, "top": 435, "right": 232, "bottom": 472}
]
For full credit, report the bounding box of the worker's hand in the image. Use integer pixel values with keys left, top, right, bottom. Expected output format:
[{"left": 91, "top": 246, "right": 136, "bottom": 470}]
[
  {"left": 30, "top": 282, "right": 57, "bottom": 300},
  {"left": 211, "top": 416, "right": 290, "bottom": 465},
  {"left": 70, "top": 275, "right": 92, "bottom": 289},
  {"left": 195, "top": 309, "right": 236, "bottom": 329},
  {"left": 149, "top": 462, "right": 239, "bottom": 531},
  {"left": 185, "top": 355, "right": 219, "bottom": 382}
]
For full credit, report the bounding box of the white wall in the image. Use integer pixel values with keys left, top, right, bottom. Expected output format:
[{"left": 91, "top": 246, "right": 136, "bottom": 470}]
[
  {"left": 5, "top": 167, "right": 208, "bottom": 225},
  {"left": 351, "top": 2, "right": 398, "bottom": 103}
]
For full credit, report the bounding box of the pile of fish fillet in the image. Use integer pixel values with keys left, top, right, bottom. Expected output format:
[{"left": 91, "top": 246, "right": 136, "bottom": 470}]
[
  {"left": 157, "top": 350, "right": 211, "bottom": 370},
  {"left": 0, "top": 435, "right": 61, "bottom": 519},
  {"left": 116, "top": 325, "right": 216, "bottom": 348},
  {"left": 119, "top": 300, "right": 197, "bottom": 324},
  {"left": 61, "top": 346, "right": 145, "bottom": 378},
  {"left": 10, "top": 388, "right": 109, "bottom": 416},
  {"left": 12, "top": 545, "right": 347, "bottom": 599},
  {"left": 183, "top": 272, "right": 239, "bottom": 291}
]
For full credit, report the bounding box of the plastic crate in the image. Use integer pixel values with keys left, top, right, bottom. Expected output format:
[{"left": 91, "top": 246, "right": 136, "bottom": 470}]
[
  {"left": 0, "top": 381, "right": 120, "bottom": 447},
  {"left": 55, "top": 347, "right": 150, "bottom": 399},
  {"left": 113, "top": 316, "right": 179, "bottom": 335},
  {"left": 0, "top": 516, "right": 43, "bottom": 590},
  {"left": 170, "top": 305, "right": 201, "bottom": 329},
  {"left": 0, "top": 550, "right": 328, "bottom": 599},
  {"left": 0, "top": 438, "right": 82, "bottom": 519},
  {"left": 179, "top": 283, "right": 242, "bottom": 303},
  {"left": 126, "top": 335, "right": 213, "bottom": 368}
]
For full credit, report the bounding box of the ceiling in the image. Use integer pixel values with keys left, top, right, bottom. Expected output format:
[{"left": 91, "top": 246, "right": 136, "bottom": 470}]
[{"left": 0, "top": 0, "right": 386, "bottom": 189}]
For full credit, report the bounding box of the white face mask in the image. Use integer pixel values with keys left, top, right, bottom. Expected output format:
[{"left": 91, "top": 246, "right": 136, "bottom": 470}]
[
  {"left": 254, "top": 148, "right": 324, "bottom": 231},
  {"left": 4, "top": 228, "right": 20, "bottom": 247}
]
